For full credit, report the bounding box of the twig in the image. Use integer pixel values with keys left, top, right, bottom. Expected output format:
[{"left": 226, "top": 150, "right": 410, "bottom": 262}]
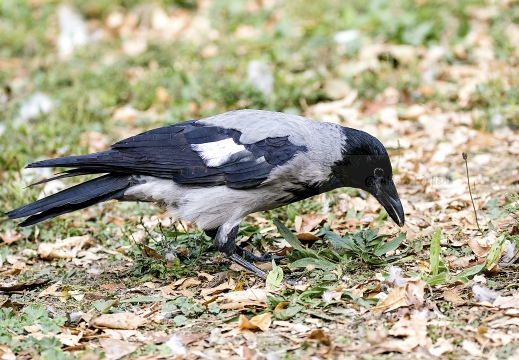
[{"left": 462, "top": 152, "right": 483, "bottom": 234}]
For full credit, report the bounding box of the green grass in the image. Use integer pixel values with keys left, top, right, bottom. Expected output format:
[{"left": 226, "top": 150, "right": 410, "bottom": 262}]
[{"left": 1, "top": 1, "right": 519, "bottom": 358}]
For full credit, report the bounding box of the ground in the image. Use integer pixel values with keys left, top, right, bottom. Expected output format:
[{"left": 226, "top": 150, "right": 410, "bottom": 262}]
[{"left": 1, "top": 0, "right": 519, "bottom": 359}]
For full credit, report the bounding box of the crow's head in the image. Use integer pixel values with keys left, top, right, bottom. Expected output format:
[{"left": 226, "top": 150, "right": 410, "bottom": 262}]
[{"left": 331, "top": 128, "right": 405, "bottom": 227}]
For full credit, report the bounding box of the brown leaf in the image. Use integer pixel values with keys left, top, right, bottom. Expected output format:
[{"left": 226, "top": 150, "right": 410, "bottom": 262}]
[
  {"left": 374, "top": 314, "right": 428, "bottom": 354},
  {"left": 0, "top": 345, "right": 15, "bottom": 360},
  {"left": 462, "top": 339, "right": 483, "bottom": 357},
  {"left": 219, "top": 300, "right": 267, "bottom": 310},
  {"left": 371, "top": 287, "right": 408, "bottom": 312},
  {"left": 295, "top": 233, "right": 321, "bottom": 241},
  {"left": 372, "top": 279, "right": 425, "bottom": 313},
  {"left": 219, "top": 288, "right": 267, "bottom": 303},
  {"left": 171, "top": 277, "right": 201, "bottom": 289},
  {"left": 274, "top": 301, "right": 290, "bottom": 312},
  {"left": 238, "top": 312, "right": 272, "bottom": 331},
  {"left": 24, "top": 324, "right": 41, "bottom": 333},
  {"left": 91, "top": 313, "right": 147, "bottom": 330},
  {"left": 138, "top": 243, "right": 164, "bottom": 260},
  {"left": 0, "top": 229, "right": 21, "bottom": 244},
  {"left": 428, "top": 338, "right": 454, "bottom": 357},
  {"left": 38, "top": 235, "right": 93, "bottom": 260},
  {"left": 468, "top": 237, "right": 491, "bottom": 257},
  {"left": 307, "top": 329, "right": 331, "bottom": 346},
  {"left": 200, "top": 278, "right": 235, "bottom": 296},
  {"left": 0, "top": 299, "right": 24, "bottom": 312},
  {"left": 98, "top": 338, "right": 138, "bottom": 360},
  {"left": 100, "top": 283, "right": 126, "bottom": 290},
  {"left": 0, "top": 279, "right": 50, "bottom": 293},
  {"left": 442, "top": 289, "right": 466, "bottom": 306},
  {"left": 299, "top": 214, "right": 328, "bottom": 233}
]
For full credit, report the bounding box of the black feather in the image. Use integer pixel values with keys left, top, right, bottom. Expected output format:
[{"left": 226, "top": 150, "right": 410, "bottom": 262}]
[
  {"left": 6, "top": 175, "right": 134, "bottom": 226},
  {"left": 23, "top": 122, "right": 307, "bottom": 189}
]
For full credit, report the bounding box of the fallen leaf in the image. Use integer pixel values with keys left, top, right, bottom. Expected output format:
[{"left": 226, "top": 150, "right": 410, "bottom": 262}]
[
  {"left": 238, "top": 312, "right": 272, "bottom": 331},
  {"left": 219, "top": 288, "right": 267, "bottom": 303},
  {"left": 374, "top": 314, "right": 429, "bottom": 354},
  {"left": 0, "top": 345, "right": 15, "bottom": 360},
  {"left": 98, "top": 338, "right": 138, "bottom": 360},
  {"left": 24, "top": 324, "right": 41, "bottom": 333},
  {"left": 295, "top": 233, "right": 321, "bottom": 241},
  {"left": 442, "top": 289, "right": 466, "bottom": 306},
  {"left": 299, "top": 214, "right": 328, "bottom": 233},
  {"left": 200, "top": 278, "right": 236, "bottom": 296},
  {"left": 274, "top": 301, "right": 290, "bottom": 312},
  {"left": 218, "top": 300, "right": 267, "bottom": 310},
  {"left": 38, "top": 235, "right": 93, "bottom": 260},
  {"left": 307, "top": 329, "right": 331, "bottom": 346},
  {"left": 91, "top": 313, "right": 146, "bottom": 330},
  {"left": 0, "top": 229, "right": 21, "bottom": 244},
  {"left": 428, "top": 337, "right": 454, "bottom": 357},
  {"left": 371, "top": 287, "right": 408, "bottom": 312},
  {"left": 462, "top": 339, "right": 483, "bottom": 356},
  {"left": 0, "top": 279, "right": 50, "bottom": 293},
  {"left": 56, "top": 332, "right": 83, "bottom": 347}
]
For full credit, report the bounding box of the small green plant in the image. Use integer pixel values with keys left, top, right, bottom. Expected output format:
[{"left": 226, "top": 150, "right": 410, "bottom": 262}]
[
  {"left": 0, "top": 305, "right": 69, "bottom": 357},
  {"left": 423, "top": 229, "right": 504, "bottom": 285},
  {"left": 273, "top": 219, "right": 409, "bottom": 275}
]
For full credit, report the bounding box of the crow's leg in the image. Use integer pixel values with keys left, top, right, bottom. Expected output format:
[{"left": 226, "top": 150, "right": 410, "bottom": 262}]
[
  {"left": 235, "top": 246, "right": 286, "bottom": 264},
  {"left": 212, "top": 221, "right": 269, "bottom": 280},
  {"left": 207, "top": 227, "right": 284, "bottom": 264}
]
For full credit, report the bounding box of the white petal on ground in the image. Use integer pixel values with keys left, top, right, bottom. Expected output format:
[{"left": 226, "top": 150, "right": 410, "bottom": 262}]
[
  {"left": 14, "top": 93, "right": 54, "bottom": 126},
  {"left": 247, "top": 60, "right": 274, "bottom": 98},
  {"left": 387, "top": 266, "right": 407, "bottom": 287},
  {"left": 333, "top": 29, "right": 360, "bottom": 44},
  {"left": 165, "top": 335, "right": 187, "bottom": 355},
  {"left": 472, "top": 284, "right": 499, "bottom": 303},
  {"left": 57, "top": 5, "right": 89, "bottom": 58},
  {"left": 322, "top": 291, "right": 333, "bottom": 303}
]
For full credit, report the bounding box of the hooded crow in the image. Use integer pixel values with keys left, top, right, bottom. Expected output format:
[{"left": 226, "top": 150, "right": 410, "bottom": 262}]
[{"left": 7, "top": 109, "right": 404, "bottom": 280}]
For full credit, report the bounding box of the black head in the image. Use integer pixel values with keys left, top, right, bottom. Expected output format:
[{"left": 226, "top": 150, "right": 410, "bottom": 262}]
[{"left": 330, "top": 128, "right": 405, "bottom": 227}]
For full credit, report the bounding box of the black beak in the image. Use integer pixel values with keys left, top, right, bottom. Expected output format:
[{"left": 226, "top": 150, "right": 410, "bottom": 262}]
[{"left": 375, "top": 179, "right": 405, "bottom": 227}]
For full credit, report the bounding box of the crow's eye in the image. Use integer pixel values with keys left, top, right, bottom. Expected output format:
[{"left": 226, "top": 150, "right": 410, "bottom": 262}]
[{"left": 374, "top": 168, "right": 384, "bottom": 178}]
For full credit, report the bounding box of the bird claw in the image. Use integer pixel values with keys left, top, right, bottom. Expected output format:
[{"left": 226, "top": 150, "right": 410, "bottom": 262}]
[{"left": 236, "top": 246, "right": 286, "bottom": 264}]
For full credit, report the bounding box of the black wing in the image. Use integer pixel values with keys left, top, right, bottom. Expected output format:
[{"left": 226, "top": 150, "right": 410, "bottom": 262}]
[{"left": 26, "top": 121, "right": 308, "bottom": 189}]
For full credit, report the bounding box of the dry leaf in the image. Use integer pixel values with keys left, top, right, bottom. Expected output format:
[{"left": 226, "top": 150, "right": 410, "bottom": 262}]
[
  {"left": 24, "top": 324, "right": 41, "bottom": 333},
  {"left": 461, "top": 339, "right": 483, "bottom": 357},
  {"left": 428, "top": 337, "right": 454, "bottom": 357},
  {"left": 295, "top": 233, "right": 321, "bottom": 241},
  {"left": 299, "top": 214, "right": 328, "bottom": 233},
  {"left": 200, "top": 278, "right": 236, "bottom": 296},
  {"left": 371, "top": 287, "right": 408, "bottom": 312},
  {"left": 56, "top": 332, "right": 83, "bottom": 347},
  {"left": 38, "top": 235, "right": 93, "bottom": 260},
  {"left": 91, "top": 313, "right": 146, "bottom": 330},
  {"left": 307, "top": 329, "right": 331, "bottom": 346},
  {"left": 0, "top": 345, "right": 15, "bottom": 360},
  {"left": 98, "top": 338, "right": 138, "bottom": 360},
  {"left": 0, "top": 279, "right": 50, "bottom": 293},
  {"left": 238, "top": 312, "right": 272, "bottom": 331},
  {"left": 0, "top": 229, "right": 21, "bottom": 244},
  {"left": 219, "top": 288, "right": 267, "bottom": 303},
  {"left": 493, "top": 294, "right": 519, "bottom": 309},
  {"left": 219, "top": 300, "right": 267, "bottom": 310},
  {"left": 374, "top": 314, "right": 428, "bottom": 354},
  {"left": 442, "top": 289, "right": 466, "bottom": 306},
  {"left": 468, "top": 237, "right": 491, "bottom": 257},
  {"left": 274, "top": 301, "right": 290, "bottom": 312}
]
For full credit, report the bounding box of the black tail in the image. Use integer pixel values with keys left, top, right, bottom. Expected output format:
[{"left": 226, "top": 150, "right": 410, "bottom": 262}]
[{"left": 6, "top": 174, "right": 134, "bottom": 226}]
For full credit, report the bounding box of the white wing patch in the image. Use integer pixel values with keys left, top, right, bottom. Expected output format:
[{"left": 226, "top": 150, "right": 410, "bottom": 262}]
[{"left": 191, "top": 138, "right": 248, "bottom": 167}]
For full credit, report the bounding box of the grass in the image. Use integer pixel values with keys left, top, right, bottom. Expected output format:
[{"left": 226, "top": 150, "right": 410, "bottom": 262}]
[{"left": 1, "top": 0, "right": 519, "bottom": 358}]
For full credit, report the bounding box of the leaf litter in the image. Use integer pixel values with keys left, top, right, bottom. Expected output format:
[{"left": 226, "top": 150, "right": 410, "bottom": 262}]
[{"left": 2, "top": 0, "right": 519, "bottom": 359}]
